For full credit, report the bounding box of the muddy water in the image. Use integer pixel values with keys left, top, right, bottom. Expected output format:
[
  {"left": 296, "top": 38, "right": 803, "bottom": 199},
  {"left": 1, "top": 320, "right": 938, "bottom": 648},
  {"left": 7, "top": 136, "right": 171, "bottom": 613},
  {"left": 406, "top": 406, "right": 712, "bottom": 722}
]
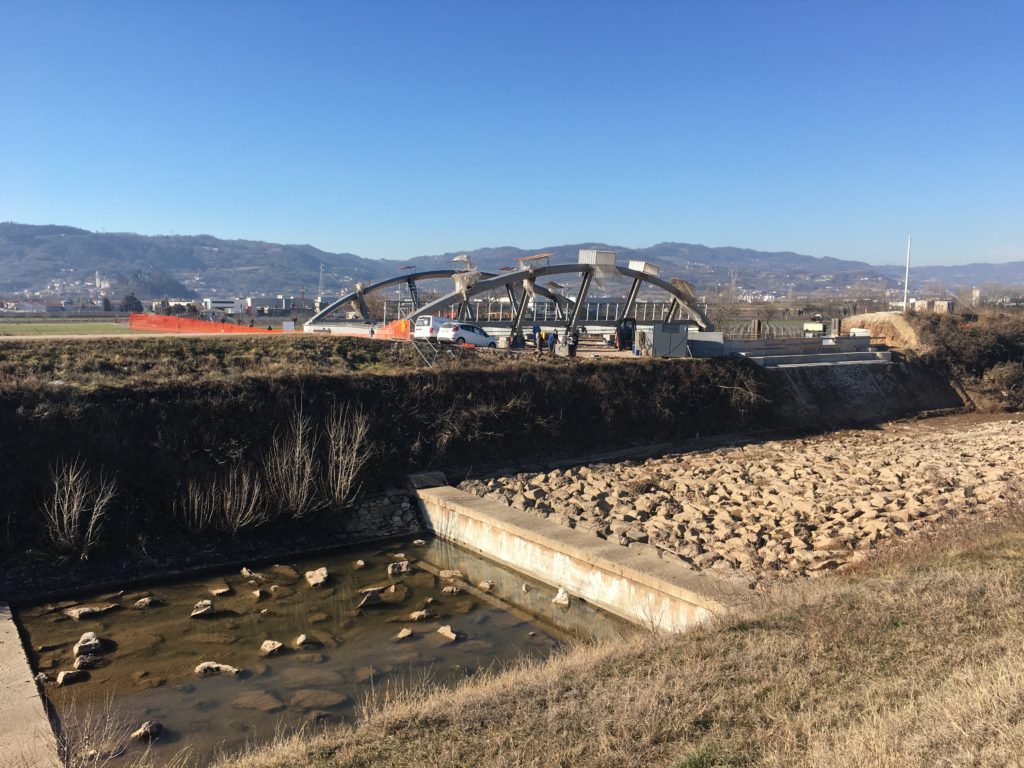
[{"left": 18, "top": 537, "right": 626, "bottom": 765}]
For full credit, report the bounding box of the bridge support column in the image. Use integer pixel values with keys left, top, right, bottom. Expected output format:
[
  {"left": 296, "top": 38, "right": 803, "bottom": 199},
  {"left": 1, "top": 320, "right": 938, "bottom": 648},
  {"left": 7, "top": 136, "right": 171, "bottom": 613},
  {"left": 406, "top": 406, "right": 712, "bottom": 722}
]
[
  {"left": 618, "top": 277, "right": 643, "bottom": 322},
  {"left": 568, "top": 268, "right": 594, "bottom": 330}
]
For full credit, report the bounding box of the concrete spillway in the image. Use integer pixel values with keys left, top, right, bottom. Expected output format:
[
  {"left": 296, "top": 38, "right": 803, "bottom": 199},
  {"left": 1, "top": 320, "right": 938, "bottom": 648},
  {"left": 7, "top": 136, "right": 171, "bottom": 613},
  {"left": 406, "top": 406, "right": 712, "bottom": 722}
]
[{"left": 410, "top": 473, "right": 742, "bottom": 632}]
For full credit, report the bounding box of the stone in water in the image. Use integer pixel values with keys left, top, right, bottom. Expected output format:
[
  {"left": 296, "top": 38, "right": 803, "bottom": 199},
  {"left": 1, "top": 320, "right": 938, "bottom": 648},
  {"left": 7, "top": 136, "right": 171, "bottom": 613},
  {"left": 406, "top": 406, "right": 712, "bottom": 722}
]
[{"left": 305, "top": 567, "right": 329, "bottom": 587}]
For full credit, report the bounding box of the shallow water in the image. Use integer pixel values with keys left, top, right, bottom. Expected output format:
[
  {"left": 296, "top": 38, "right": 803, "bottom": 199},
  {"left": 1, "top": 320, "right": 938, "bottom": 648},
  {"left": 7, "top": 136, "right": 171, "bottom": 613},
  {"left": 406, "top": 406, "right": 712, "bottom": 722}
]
[{"left": 18, "top": 537, "right": 626, "bottom": 765}]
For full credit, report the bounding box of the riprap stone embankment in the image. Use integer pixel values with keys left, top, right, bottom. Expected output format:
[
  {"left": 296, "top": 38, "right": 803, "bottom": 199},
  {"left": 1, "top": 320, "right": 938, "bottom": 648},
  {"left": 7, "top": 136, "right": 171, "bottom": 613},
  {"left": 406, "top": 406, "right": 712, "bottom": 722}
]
[{"left": 460, "top": 416, "right": 1022, "bottom": 583}]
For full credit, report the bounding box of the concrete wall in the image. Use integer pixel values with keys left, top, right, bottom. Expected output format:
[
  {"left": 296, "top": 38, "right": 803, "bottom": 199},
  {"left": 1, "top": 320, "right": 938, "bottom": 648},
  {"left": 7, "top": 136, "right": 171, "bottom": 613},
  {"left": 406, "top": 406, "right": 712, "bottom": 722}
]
[{"left": 412, "top": 475, "right": 740, "bottom": 632}]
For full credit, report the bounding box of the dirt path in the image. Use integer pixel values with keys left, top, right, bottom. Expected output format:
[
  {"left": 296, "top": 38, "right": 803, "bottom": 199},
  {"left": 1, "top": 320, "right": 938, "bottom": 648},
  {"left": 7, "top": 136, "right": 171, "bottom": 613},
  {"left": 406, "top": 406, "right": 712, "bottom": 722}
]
[{"left": 461, "top": 413, "right": 1023, "bottom": 584}]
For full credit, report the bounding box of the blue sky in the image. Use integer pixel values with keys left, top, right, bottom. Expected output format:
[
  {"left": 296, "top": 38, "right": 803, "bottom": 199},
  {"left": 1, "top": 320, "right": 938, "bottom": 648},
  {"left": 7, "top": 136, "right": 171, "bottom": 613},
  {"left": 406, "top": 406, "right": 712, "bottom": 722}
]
[{"left": 1, "top": 1, "right": 1022, "bottom": 266}]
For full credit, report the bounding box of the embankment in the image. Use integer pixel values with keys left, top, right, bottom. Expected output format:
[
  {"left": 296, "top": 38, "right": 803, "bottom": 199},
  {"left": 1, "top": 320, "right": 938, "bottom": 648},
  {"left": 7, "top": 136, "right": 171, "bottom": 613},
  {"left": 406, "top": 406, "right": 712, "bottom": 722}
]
[{"left": 0, "top": 351, "right": 963, "bottom": 599}]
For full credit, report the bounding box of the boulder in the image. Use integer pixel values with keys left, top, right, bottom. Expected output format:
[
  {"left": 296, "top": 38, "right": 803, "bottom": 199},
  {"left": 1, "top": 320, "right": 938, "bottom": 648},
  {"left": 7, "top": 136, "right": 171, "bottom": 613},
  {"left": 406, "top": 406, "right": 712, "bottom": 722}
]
[
  {"left": 387, "top": 560, "right": 411, "bottom": 576},
  {"left": 294, "top": 634, "right": 322, "bottom": 649},
  {"left": 73, "top": 632, "right": 102, "bottom": 656},
  {"left": 305, "top": 567, "right": 329, "bottom": 588},
  {"left": 194, "top": 661, "right": 241, "bottom": 677},
  {"left": 132, "top": 597, "right": 156, "bottom": 610},
  {"left": 130, "top": 721, "right": 163, "bottom": 742},
  {"left": 551, "top": 588, "right": 570, "bottom": 607},
  {"left": 353, "top": 559, "right": 366, "bottom": 570},
  {"left": 412, "top": 539, "right": 426, "bottom": 546},
  {"left": 442, "top": 585, "right": 462, "bottom": 595},
  {"left": 57, "top": 670, "right": 86, "bottom": 686},
  {"left": 64, "top": 604, "right": 117, "bottom": 621},
  {"left": 259, "top": 640, "right": 284, "bottom": 657},
  {"left": 409, "top": 609, "right": 433, "bottom": 621},
  {"left": 395, "top": 628, "right": 413, "bottom": 641},
  {"left": 73, "top": 654, "right": 105, "bottom": 670},
  {"left": 437, "top": 625, "right": 458, "bottom": 642},
  {"left": 477, "top": 581, "right": 495, "bottom": 592},
  {"left": 190, "top": 600, "right": 215, "bottom": 618},
  {"left": 208, "top": 581, "right": 232, "bottom": 597},
  {"left": 357, "top": 592, "right": 382, "bottom": 609}
]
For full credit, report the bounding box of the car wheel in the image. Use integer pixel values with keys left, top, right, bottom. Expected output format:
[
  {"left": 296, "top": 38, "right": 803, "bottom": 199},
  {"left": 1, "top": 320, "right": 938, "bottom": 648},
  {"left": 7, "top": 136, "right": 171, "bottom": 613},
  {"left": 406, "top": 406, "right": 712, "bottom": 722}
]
[
  {"left": 488, "top": 342, "right": 496, "bottom": 348},
  {"left": 455, "top": 337, "right": 465, "bottom": 345}
]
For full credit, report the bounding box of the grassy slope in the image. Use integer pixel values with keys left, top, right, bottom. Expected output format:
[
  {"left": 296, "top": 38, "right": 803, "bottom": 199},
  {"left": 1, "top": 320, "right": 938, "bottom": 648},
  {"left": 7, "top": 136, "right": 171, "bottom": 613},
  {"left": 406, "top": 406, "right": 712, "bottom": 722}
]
[{"left": 215, "top": 512, "right": 1024, "bottom": 768}]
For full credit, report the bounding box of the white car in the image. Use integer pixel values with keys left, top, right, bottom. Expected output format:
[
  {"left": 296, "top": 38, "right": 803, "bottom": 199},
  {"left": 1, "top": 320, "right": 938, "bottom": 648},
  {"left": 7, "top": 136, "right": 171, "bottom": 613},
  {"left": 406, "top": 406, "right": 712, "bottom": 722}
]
[
  {"left": 437, "top": 322, "right": 497, "bottom": 348},
  {"left": 414, "top": 316, "right": 447, "bottom": 339}
]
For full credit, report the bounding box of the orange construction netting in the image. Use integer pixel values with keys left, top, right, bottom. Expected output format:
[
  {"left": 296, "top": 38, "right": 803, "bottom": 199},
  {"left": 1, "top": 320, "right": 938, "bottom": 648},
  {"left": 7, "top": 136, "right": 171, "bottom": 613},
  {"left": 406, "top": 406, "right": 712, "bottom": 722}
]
[{"left": 129, "top": 313, "right": 283, "bottom": 334}]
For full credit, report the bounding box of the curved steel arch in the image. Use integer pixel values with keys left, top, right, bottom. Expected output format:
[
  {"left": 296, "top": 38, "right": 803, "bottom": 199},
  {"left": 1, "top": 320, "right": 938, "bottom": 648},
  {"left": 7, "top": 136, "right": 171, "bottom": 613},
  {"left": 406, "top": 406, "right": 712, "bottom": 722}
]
[
  {"left": 406, "top": 264, "right": 713, "bottom": 331},
  {"left": 307, "top": 269, "right": 567, "bottom": 325}
]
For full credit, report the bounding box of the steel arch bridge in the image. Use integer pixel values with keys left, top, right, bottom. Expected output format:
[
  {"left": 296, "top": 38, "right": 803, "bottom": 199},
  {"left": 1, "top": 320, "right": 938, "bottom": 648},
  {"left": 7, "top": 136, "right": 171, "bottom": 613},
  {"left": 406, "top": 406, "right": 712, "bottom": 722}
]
[{"left": 307, "top": 263, "right": 713, "bottom": 332}]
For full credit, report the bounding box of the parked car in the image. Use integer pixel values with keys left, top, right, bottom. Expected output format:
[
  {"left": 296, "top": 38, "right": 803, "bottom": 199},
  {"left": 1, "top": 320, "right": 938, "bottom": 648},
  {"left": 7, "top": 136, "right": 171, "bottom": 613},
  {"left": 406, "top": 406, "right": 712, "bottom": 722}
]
[
  {"left": 414, "top": 315, "right": 447, "bottom": 339},
  {"left": 437, "top": 322, "right": 497, "bottom": 348}
]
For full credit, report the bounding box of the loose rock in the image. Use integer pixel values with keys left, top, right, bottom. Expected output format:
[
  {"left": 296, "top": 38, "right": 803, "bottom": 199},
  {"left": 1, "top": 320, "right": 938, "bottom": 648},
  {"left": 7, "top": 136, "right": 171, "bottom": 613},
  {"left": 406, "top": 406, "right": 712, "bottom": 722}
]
[
  {"left": 190, "top": 600, "right": 215, "bottom": 618},
  {"left": 64, "top": 604, "right": 117, "bottom": 621},
  {"left": 259, "top": 640, "right": 284, "bottom": 657},
  {"left": 305, "top": 567, "right": 329, "bottom": 588},
  {"left": 130, "top": 721, "right": 163, "bottom": 742},
  {"left": 73, "top": 631, "right": 102, "bottom": 656},
  {"left": 195, "top": 661, "right": 241, "bottom": 677},
  {"left": 387, "top": 560, "right": 411, "bottom": 576},
  {"left": 57, "top": 670, "right": 86, "bottom": 686}
]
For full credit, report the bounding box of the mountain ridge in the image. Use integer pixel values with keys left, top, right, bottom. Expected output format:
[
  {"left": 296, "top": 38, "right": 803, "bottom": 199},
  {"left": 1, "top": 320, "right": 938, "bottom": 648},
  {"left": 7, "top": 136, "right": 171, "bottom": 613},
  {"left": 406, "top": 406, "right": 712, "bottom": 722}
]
[{"left": 2, "top": 222, "right": 1021, "bottom": 298}]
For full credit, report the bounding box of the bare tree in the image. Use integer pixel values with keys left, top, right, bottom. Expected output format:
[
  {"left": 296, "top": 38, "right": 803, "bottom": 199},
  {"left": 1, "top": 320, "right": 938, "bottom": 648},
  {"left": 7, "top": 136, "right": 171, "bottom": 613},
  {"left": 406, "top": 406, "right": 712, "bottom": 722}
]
[
  {"left": 174, "top": 463, "right": 267, "bottom": 535},
  {"left": 42, "top": 458, "right": 116, "bottom": 560},
  {"left": 264, "top": 406, "right": 322, "bottom": 519},
  {"left": 323, "top": 404, "right": 372, "bottom": 509}
]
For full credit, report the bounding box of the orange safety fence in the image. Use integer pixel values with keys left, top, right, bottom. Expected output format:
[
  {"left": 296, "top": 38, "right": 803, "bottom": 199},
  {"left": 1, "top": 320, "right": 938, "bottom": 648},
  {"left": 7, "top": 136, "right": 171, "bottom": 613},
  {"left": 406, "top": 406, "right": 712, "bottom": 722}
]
[
  {"left": 129, "top": 313, "right": 284, "bottom": 334},
  {"left": 374, "top": 319, "right": 411, "bottom": 341}
]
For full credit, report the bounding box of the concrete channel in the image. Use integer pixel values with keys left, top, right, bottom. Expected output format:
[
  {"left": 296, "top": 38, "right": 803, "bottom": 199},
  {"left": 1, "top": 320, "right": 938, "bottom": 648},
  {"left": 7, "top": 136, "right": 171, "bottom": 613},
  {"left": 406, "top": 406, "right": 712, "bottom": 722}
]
[
  {"left": 410, "top": 472, "right": 742, "bottom": 632},
  {"left": 0, "top": 602, "right": 59, "bottom": 768}
]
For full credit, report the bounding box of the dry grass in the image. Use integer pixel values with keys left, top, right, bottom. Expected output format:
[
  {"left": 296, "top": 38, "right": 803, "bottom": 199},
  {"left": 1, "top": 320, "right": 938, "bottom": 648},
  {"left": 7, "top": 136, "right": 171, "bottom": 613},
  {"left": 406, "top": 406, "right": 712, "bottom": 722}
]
[
  {"left": 323, "top": 404, "right": 372, "bottom": 509},
  {"left": 174, "top": 463, "right": 268, "bottom": 535},
  {"left": 211, "top": 507, "right": 1024, "bottom": 768}
]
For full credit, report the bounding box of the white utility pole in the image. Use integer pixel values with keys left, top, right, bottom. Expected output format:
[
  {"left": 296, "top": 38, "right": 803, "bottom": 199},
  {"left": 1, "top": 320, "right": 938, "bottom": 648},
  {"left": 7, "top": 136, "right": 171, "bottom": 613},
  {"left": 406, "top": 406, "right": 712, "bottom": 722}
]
[{"left": 902, "top": 236, "right": 912, "bottom": 312}]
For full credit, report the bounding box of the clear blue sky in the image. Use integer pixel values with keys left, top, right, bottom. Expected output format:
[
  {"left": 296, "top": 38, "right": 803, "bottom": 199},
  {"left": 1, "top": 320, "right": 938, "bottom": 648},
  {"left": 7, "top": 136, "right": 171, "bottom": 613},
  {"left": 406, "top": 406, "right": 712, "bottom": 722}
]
[{"left": 2, "top": 1, "right": 1022, "bottom": 266}]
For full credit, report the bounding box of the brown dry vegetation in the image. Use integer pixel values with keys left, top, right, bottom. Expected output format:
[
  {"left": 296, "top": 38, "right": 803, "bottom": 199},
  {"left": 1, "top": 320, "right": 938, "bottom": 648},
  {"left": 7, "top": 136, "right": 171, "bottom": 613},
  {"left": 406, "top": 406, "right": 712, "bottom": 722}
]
[{"left": 209, "top": 503, "right": 1024, "bottom": 768}]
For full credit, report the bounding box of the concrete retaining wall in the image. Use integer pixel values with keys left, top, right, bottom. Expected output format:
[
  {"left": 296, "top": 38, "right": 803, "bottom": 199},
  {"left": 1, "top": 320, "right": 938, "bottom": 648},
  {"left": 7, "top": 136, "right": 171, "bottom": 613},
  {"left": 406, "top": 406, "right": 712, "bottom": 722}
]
[
  {"left": 411, "top": 474, "right": 740, "bottom": 632},
  {"left": 0, "top": 603, "right": 58, "bottom": 767}
]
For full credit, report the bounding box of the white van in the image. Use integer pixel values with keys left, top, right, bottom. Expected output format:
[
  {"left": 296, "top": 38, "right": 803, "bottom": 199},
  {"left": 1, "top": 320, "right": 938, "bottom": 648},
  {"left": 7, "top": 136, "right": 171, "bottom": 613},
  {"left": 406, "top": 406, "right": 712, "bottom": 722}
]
[{"left": 414, "top": 316, "right": 447, "bottom": 340}]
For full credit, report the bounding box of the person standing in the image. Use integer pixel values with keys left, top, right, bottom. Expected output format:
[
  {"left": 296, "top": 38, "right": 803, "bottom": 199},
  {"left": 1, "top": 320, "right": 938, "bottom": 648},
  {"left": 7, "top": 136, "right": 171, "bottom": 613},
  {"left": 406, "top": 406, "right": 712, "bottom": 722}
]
[
  {"left": 532, "top": 323, "right": 542, "bottom": 349},
  {"left": 567, "top": 328, "right": 579, "bottom": 358},
  {"left": 547, "top": 328, "right": 559, "bottom": 356}
]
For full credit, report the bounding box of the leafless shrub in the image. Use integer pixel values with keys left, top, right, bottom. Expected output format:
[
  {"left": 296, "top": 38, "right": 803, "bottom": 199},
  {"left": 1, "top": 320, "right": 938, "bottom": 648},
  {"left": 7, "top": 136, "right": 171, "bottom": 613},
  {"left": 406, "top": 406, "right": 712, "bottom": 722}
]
[
  {"left": 323, "top": 404, "right": 372, "bottom": 509},
  {"left": 174, "top": 463, "right": 268, "bottom": 535},
  {"left": 42, "top": 457, "right": 116, "bottom": 560},
  {"left": 263, "top": 407, "right": 322, "bottom": 519},
  {"left": 41, "top": 693, "right": 195, "bottom": 768}
]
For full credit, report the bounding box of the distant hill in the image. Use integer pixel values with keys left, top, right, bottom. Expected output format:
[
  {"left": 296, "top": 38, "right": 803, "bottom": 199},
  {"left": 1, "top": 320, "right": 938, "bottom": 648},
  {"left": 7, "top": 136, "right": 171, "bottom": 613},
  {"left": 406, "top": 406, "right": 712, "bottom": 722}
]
[
  {"left": 0, "top": 222, "right": 388, "bottom": 297},
  {"left": 2, "top": 222, "right": 1022, "bottom": 298}
]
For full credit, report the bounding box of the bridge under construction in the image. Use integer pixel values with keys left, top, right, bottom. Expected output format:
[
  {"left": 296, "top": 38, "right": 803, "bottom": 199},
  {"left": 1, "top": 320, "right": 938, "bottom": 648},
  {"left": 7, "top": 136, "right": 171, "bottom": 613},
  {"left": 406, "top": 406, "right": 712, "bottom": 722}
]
[{"left": 305, "top": 249, "right": 714, "bottom": 335}]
